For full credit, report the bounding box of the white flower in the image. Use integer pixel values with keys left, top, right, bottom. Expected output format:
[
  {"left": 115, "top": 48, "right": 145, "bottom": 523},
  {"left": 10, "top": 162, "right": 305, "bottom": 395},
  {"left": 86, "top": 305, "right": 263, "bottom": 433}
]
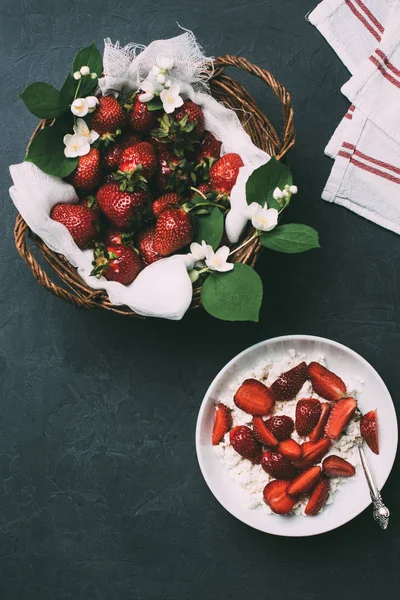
[
  {"left": 71, "top": 98, "right": 89, "bottom": 117},
  {"left": 139, "top": 79, "right": 156, "bottom": 103},
  {"left": 188, "top": 241, "right": 209, "bottom": 262},
  {"left": 80, "top": 65, "right": 90, "bottom": 76},
  {"left": 73, "top": 71, "right": 82, "bottom": 80},
  {"left": 73, "top": 118, "right": 99, "bottom": 144},
  {"left": 273, "top": 187, "right": 283, "bottom": 201},
  {"left": 205, "top": 246, "right": 234, "bottom": 273},
  {"left": 247, "top": 202, "right": 279, "bottom": 232},
  {"left": 157, "top": 73, "right": 166, "bottom": 84},
  {"left": 157, "top": 57, "right": 174, "bottom": 71},
  {"left": 151, "top": 65, "right": 161, "bottom": 76},
  {"left": 86, "top": 96, "right": 99, "bottom": 113},
  {"left": 165, "top": 79, "right": 172, "bottom": 88},
  {"left": 63, "top": 133, "right": 90, "bottom": 158},
  {"left": 160, "top": 82, "right": 184, "bottom": 114},
  {"left": 289, "top": 185, "right": 298, "bottom": 194}
]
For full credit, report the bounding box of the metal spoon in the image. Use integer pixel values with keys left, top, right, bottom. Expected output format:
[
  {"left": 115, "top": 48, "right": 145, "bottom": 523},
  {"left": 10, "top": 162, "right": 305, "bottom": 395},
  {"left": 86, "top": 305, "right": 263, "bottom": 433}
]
[{"left": 355, "top": 436, "right": 390, "bottom": 529}]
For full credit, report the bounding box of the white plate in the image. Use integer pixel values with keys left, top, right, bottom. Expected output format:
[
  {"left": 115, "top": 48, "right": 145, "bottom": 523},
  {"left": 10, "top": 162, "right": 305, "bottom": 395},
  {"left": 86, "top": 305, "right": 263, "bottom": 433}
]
[{"left": 196, "top": 335, "right": 398, "bottom": 537}]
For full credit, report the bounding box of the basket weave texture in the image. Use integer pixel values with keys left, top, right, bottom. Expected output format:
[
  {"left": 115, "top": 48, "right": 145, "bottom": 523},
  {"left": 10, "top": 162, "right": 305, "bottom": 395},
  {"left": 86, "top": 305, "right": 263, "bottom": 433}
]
[{"left": 14, "top": 55, "right": 295, "bottom": 316}]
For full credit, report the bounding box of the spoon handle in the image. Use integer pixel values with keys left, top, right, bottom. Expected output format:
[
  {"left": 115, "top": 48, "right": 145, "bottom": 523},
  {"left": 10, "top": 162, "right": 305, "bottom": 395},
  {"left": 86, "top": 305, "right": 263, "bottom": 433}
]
[{"left": 358, "top": 444, "right": 390, "bottom": 529}]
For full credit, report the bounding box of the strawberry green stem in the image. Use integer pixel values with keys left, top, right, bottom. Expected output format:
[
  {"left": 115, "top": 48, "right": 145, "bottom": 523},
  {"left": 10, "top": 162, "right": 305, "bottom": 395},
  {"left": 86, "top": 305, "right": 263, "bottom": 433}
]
[
  {"left": 190, "top": 186, "right": 207, "bottom": 200},
  {"left": 186, "top": 201, "right": 227, "bottom": 213},
  {"left": 229, "top": 231, "right": 261, "bottom": 257}
]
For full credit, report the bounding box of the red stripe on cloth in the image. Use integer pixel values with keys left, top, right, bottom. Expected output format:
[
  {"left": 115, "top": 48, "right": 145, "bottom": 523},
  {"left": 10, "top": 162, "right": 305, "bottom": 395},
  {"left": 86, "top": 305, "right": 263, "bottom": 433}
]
[
  {"left": 375, "top": 48, "right": 400, "bottom": 78},
  {"left": 337, "top": 150, "right": 400, "bottom": 184},
  {"left": 370, "top": 55, "right": 400, "bottom": 88},
  {"left": 345, "top": 113, "right": 353, "bottom": 120},
  {"left": 354, "top": 149, "right": 400, "bottom": 175},
  {"left": 338, "top": 150, "right": 353, "bottom": 160},
  {"left": 349, "top": 105, "right": 355, "bottom": 112},
  {"left": 344, "top": 0, "right": 381, "bottom": 41},
  {"left": 342, "top": 142, "right": 356, "bottom": 150},
  {"left": 353, "top": 0, "right": 385, "bottom": 33}
]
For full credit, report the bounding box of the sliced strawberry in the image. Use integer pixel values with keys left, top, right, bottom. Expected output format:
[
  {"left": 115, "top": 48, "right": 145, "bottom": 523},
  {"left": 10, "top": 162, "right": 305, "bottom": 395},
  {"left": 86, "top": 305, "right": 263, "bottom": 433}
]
[
  {"left": 305, "top": 476, "right": 330, "bottom": 516},
  {"left": 360, "top": 410, "right": 379, "bottom": 454},
  {"left": 212, "top": 404, "right": 232, "bottom": 445},
  {"left": 263, "top": 480, "right": 296, "bottom": 515},
  {"left": 234, "top": 379, "right": 275, "bottom": 416},
  {"left": 261, "top": 450, "right": 297, "bottom": 480},
  {"left": 271, "top": 362, "right": 308, "bottom": 401},
  {"left": 308, "top": 362, "right": 346, "bottom": 401},
  {"left": 252, "top": 417, "right": 278, "bottom": 447},
  {"left": 325, "top": 397, "right": 357, "bottom": 440},
  {"left": 287, "top": 466, "right": 321, "bottom": 497},
  {"left": 230, "top": 426, "right": 261, "bottom": 463},
  {"left": 277, "top": 439, "right": 302, "bottom": 461},
  {"left": 309, "top": 402, "right": 331, "bottom": 442},
  {"left": 301, "top": 438, "right": 331, "bottom": 465},
  {"left": 264, "top": 415, "right": 294, "bottom": 441},
  {"left": 295, "top": 398, "right": 321, "bottom": 436},
  {"left": 322, "top": 455, "right": 356, "bottom": 478}
]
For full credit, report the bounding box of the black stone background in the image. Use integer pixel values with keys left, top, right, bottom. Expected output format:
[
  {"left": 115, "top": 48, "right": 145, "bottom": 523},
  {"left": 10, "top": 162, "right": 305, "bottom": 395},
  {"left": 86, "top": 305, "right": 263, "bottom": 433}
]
[{"left": 1, "top": 0, "right": 399, "bottom": 598}]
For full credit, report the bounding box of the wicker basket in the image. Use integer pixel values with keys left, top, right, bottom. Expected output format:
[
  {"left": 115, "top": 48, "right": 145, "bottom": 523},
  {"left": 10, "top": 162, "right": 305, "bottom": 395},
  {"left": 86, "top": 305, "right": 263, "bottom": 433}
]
[{"left": 14, "top": 55, "right": 295, "bottom": 316}]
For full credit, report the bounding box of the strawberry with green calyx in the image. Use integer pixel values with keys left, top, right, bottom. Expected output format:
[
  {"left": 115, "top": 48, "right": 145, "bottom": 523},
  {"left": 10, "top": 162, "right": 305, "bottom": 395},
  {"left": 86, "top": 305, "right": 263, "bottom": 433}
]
[
  {"left": 103, "top": 229, "right": 135, "bottom": 247},
  {"left": 152, "top": 193, "right": 183, "bottom": 218},
  {"left": 151, "top": 107, "right": 202, "bottom": 158},
  {"left": 91, "top": 243, "right": 143, "bottom": 285},
  {"left": 195, "top": 131, "right": 222, "bottom": 181},
  {"left": 154, "top": 149, "right": 196, "bottom": 195},
  {"left": 50, "top": 202, "right": 99, "bottom": 249},
  {"left": 96, "top": 181, "right": 150, "bottom": 230},
  {"left": 153, "top": 207, "right": 194, "bottom": 257},
  {"left": 90, "top": 96, "right": 126, "bottom": 143},
  {"left": 125, "top": 93, "right": 160, "bottom": 132},
  {"left": 136, "top": 225, "right": 162, "bottom": 265},
  {"left": 67, "top": 147, "right": 102, "bottom": 192},
  {"left": 81, "top": 195, "right": 101, "bottom": 220},
  {"left": 115, "top": 142, "right": 158, "bottom": 191},
  {"left": 209, "top": 152, "right": 244, "bottom": 196},
  {"left": 103, "top": 133, "right": 142, "bottom": 171}
]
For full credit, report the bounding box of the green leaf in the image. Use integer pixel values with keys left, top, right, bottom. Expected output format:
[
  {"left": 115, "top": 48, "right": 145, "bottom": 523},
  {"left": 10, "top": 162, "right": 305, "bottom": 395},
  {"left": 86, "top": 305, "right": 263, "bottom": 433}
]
[
  {"left": 246, "top": 156, "right": 292, "bottom": 210},
  {"left": 201, "top": 263, "right": 263, "bottom": 322},
  {"left": 260, "top": 224, "right": 320, "bottom": 253},
  {"left": 60, "top": 72, "right": 77, "bottom": 105},
  {"left": 19, "top": 82, "right": 70, "bottom": 119},
  {"left": 54, "top": 111, "right": 74, "bottom": 135},
  {"left": 25, "top": 126, "right": 78, "bottom": 177},
  {"left": 194, "top": 206, "right": 224, "bottom": 250},
  {"left": 146, "top": 98, "right": 163, "bottom": 112},
  {"left": 72, "top": 43, "right": 102, "bottom": 96}
]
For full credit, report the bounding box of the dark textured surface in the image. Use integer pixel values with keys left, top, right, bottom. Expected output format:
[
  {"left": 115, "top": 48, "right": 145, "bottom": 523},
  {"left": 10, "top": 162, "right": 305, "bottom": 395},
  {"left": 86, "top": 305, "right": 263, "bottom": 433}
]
[{"left": 1, "top": 0, "right": 399, "bottom": 598}]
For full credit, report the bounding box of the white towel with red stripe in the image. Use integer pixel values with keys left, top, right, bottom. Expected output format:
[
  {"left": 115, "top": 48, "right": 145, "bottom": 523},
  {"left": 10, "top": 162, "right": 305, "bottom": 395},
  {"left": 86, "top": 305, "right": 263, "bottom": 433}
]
[{"left": 309, "top": 0, "right": 400, "bottom": 235}]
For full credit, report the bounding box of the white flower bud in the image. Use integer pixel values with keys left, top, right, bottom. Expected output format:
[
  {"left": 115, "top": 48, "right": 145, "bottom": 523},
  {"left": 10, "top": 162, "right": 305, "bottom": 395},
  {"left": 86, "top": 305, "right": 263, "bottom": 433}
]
[
  {"left": 73, "top": 71, "right": 82, "bottom": 80},
  {"left": 272, "top": 187, "right": 283, "bottom": 201},
  {"left": 289, "top": 185, "right": 298, "bottom": 195},
  {"left": 90, "top": 72, "right": 98, "bottom": 79},
  {"left": 80, "top": 66, "right": 90, "bottom": 76}
]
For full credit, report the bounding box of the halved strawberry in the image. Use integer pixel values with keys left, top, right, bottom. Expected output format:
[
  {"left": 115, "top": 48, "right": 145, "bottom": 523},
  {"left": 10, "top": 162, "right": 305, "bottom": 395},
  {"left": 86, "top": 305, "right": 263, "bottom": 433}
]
[
  {"left": 264, "top": 415, "right": 294, "bottom": 441},
  {"left": 287, "top": 466, "right": 321, "bottom": 497},
  {"left": 360, "top": 410, "right": 379, "bottom": 454},
  {"left": 309, "top": 402, "right": 331, "bottom": 442},
  {"left": 301, "top": 438, "right": 331, "bottom": 465},
  {"left": 325, "top": 397, "right": 357, "bottom": 440},
  {"left": 308, "top": 362, "right": 346, "bottom": 401},
  {"left": 295, "top": 398, "right": 321, "bottom": 436},
  {"left": 261, "top": 450, "right": 297, "bottom": 480},
  {"left": 234, "top": 379, "right": 275, "bottom": 416},
  {"left": 252, "top": 417, "right": 278, "bottom": 447},
  {"left": 212, "top": 404, "right": 232, "bottom": 445},
  {"left": 263, "top": 480, "right": 296, "bottom": 515},
  {"left": 230, "top": 426, "right": 261, "bottom": 463},
  {"left": 322, "top": 455, "right": 355, "bottom": 478},
  {"left": 277, "top": 439, "right": 302, "bottom": 461},
  {"left": 305, "top": 476, "right": 330, "bottom": 515},
  {"left": 271, "top": 362, "right": 308, "bottom": 401}
]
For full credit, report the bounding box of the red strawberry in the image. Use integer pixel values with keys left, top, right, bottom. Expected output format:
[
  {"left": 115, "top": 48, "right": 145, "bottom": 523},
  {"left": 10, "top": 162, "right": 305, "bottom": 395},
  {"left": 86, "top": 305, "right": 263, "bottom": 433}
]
[
  {"left": 209, "top": 153, "right": 244, "bottom": 195},
  {"left": 153, "top": 208, "right": 193, "bottom": 256},
  {"left": 308, "top": 362, "right": 347, "bottom": 402},
  {"left": 128, "top": 96, "right": 158, "bottom": 132},
  {"left": 230, "top": 426, "right": 261, "bottom": 463},
  {"left": 154, "top": 149, "right": 181, "bottom": 190},
  {"left": 212, "top": 404, "right": 232, "bottom": 445},
  {"left": 295, "top": 399, "right": 322, "bottom": 436},
  {"left": 252, "top": 417, "right": 278, "bottom": 447},
  {"left": 90, "top": 95, "right": 126, "bottom": 137},
  {"left": 195, "top": 130, "right": 222, "bottom": 162},
  {"left": 261, "top": 450, "right": 297, "bottom": 479},
  {"left": 299, "top": 438, "right": 331, "bottom": 466},
  {"left": 175, "top": 101, "right": 205, "bottom": 138},
  {"left": 322, "top": 455, "right": 356, "bottom": 478},
  {"left": 136, "top": 225, "right": 162, "bottom": 265},
  {"left": 263, "top": 480, "right": 296, "bottom": 515},
  {"left": 103, "top": 133, "right": 142, "bottom": 171},
  {"left": 271, "top": 362, "right": 308, "bottom": 401},
  {"left": 152, "top": 193, "right": 183, "bottom": 218},
  {"left": 67, "top": 148, "right": 102, "bottom": 192},
  {"left": 119, "top": 141, "right": 158, "bottom": 181},
  {"left": 287, "top": 466, "right": 321, "bottom": 497},
  {"left": 305, "top": 476, "right": 330, "bottom": 515},
  {"left": 277, "top": 439, "right": 302, "bottom": 461},
  {"left": 91, "top": 244, "right": 143, "bottom": 285},
  {"left": 81, "top": 195, "right": 101, "bottom": 220},
  {"left": 360, "top": 410, "right": 379, "bottom": 454},
  {"left": 309, "top": 402, "right": 331, "bottom": 442},
  {"left": 325, "top": 397, "right": 357, "bottom": 440},
  {"left": 234, "top": 379, "right": 275, "bottom": 416},
  {"left": 103, "top": 229, "right": 134, "bottom": 247},
  {"left": 96, "top": 182, "right": 150, "bottom": 230},
  {"left": 264, "top": 415, "right": 294, "bottom": 441},
  {"left": 50, "top": 202, "right": 98, "bottom": 249}
]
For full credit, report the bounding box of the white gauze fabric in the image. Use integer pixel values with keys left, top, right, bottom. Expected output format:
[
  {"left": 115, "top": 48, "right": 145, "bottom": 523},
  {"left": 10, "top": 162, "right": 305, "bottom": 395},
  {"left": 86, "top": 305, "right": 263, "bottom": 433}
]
[{"left": 9, "top": 32, "right": 270, "bottom": 319}]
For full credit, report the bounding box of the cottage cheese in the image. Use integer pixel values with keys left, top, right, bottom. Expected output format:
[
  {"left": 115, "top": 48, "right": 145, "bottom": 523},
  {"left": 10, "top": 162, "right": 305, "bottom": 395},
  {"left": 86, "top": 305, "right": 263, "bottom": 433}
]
[{"left": 213, "top": 351, "right": 361, "bottom": 516}]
